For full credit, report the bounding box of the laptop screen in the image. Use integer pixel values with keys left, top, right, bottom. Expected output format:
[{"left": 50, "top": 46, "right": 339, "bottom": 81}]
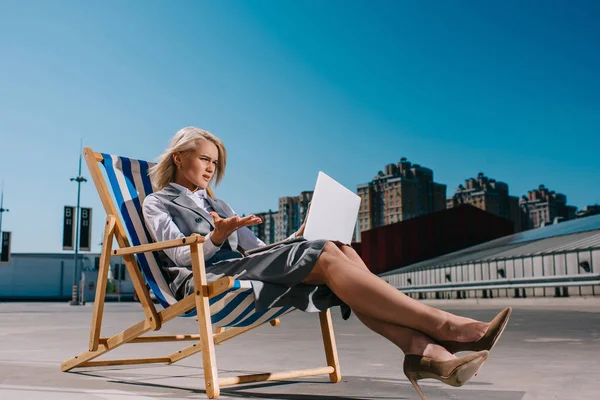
[{"left": 303, "top": 171, "right": 361, "bottom": 244}]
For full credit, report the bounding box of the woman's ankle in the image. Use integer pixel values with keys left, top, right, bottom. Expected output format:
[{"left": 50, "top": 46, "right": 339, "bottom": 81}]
[
  {"left": 422, "top": 343, "right": 455, "bottom": 362},
  {"left": 442, "top": 315, "right": 489, "bottom": 342},
  {"left": 405, "top": 333, "right": 455, "bottom": 361}
]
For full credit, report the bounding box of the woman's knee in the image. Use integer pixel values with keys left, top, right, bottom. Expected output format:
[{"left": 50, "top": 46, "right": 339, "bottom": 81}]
[
  {"left": 323, "top": 240, "right": 343, "bottom": 255},
  {"left": 338, "top": 243, "right": 357, "bottom": 256},
  {"left": 299, "top": 242, "right": 332, "bottom": 285},
  {"left": 308, "top": 242, "right": 343, "bottom": 281},
  {"left": 319, "top": 241, "right": 345, "bottom": 264}
]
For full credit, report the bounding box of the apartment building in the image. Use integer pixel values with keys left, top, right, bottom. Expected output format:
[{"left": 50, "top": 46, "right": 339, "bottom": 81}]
[{"left": 356, "top": 158, "right": 446, "bottom": 241}]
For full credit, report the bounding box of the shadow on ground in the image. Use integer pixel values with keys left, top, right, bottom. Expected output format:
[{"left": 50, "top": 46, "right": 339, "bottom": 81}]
[{"left": 73, "top": 369, "right": 525, "bottom": 399}]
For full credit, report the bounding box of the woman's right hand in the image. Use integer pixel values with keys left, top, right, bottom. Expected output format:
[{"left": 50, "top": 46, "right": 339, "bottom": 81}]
[{"left": 209, "top": 212, "right": 262, "bottom": 246}]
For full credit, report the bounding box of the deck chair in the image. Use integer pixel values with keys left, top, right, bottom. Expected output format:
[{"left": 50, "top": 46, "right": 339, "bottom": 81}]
[{"left": 61, "top": 147, "right": 341, "bottom": 398}]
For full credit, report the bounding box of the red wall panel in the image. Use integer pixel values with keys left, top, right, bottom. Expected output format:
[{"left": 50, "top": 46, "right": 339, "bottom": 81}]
[{"left": 352, "top": 205, "right": 514, "bottom": 274}]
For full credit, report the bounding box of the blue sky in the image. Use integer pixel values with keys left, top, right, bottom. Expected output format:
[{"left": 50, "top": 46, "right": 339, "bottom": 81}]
[{"left": 1, "top": 0, "right": 599, "bottom": 253}]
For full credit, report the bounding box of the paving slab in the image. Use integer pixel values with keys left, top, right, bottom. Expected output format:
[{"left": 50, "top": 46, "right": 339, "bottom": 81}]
[{"left": 1, "top": 300, "right": 598, "bottom": 400}]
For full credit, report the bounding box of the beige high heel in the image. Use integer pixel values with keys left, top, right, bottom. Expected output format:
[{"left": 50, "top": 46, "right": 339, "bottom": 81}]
[
  {"left": 403, "top": 350, "right": 489, "bottom": 400},
  {"left": 439, "top": 307, "right": 512, "bottom": 354}
]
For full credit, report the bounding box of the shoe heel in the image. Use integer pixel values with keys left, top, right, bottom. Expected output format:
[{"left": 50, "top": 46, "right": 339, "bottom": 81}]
[
  {"left": 403, "top": 351, "right": 488, "bottom": 398},
  {"left": 406, "top": 372, "right": 428, "bottom": 400},
  {"left": 444, "top": 354, "right": 487, "bottom": 387}
]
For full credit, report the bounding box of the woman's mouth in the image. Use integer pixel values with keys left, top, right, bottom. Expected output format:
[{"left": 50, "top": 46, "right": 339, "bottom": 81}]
[{"left": 203, "top": 175, "right": 211, "bottom": 181}]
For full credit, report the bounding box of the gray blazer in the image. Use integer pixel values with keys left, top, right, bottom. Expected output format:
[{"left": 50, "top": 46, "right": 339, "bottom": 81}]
[{"left": 147, "top": 185, "right": 244, "bottom": 298}]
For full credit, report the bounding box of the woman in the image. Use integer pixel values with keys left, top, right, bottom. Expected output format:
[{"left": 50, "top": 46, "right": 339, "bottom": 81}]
[{"left": 143, "top": 126, "right": 512, "bottom": 399}]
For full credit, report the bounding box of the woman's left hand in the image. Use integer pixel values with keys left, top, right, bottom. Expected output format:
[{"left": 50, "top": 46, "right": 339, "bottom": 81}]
[
  {"left": 296, "top": 221, "right": 306, "bottom": 238},
  {"left": 210, "top": 212, "right": 262, "bottom": 246}
]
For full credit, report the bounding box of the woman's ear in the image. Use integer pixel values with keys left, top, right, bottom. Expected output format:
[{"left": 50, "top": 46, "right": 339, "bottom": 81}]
[{"left": 172, "top": 152, "right": 181, "bottom": 168}]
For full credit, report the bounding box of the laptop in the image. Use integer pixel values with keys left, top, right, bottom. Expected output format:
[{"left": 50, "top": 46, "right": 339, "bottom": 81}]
[{"left": 245, "top": 171, "right": 361, "bottom": 255}]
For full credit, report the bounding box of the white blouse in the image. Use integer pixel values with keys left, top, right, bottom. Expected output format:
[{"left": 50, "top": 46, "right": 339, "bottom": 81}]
[{"left": 143, "top": 182, "right": 267, "bottom": 266}]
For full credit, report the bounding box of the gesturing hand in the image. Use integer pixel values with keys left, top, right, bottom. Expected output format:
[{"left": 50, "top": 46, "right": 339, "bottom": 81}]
[{"left": 209, "top": 212, "right": 263, "bottom": 246}]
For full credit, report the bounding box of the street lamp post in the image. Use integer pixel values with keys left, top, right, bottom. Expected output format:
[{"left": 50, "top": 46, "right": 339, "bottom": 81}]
[
  {"left": 0, "top": 182, "right": 9, "bottom": 249},
  {"left": 70, "top": 145, "right": 87, "bottom": 306}
]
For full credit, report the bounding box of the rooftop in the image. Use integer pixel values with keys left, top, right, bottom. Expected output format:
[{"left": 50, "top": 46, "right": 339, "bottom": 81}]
[{"left": 381, "top": 214, "right": 600, "bottom": 274}]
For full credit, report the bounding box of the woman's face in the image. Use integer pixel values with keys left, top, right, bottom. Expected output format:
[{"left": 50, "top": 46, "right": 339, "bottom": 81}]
[{"left": 174, "top": 139, "right": 219, "bottom": 190}]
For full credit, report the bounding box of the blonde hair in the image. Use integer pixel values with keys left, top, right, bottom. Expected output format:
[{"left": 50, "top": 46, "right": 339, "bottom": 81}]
[{"left": 148, "top": 127, "right": 227, "bottom": 190}]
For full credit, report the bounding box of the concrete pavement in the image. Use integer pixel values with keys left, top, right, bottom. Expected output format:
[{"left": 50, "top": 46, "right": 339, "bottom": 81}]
[{"left": 1, "top": 299, "right": 599, "bottom": 400}]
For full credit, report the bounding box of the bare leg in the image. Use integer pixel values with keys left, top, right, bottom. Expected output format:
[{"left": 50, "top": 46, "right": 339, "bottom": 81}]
[
  {"left": 337, "top": 245, "right": 488, "bottom": 340},
  {"left": 333, "top": 245, "right": 452, "bottom": 360},
  {"left": 302, "top": 242, "right": 487, "bottom": 343},
  {"left": 353, "top": 309, "right": 455, "bottom": 361}
]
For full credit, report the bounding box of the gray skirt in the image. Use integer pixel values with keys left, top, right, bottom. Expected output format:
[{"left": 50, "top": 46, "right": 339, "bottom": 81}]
[{"left": 178, "top": 239, "right": 350, "bottom": 318}]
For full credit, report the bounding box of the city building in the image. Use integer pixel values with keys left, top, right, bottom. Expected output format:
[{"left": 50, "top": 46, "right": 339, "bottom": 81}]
[
  {"left": 447, "top": 172, "right": 522, "bottom": 232},
  {"left": 576, "top": 205, "right": 600, "bottom": 219},
  {"left": 354, "top": 204, "right": 514, "bottom": 274},
  {"left": 356, "top": 157, "right": 446, "bottom": 241},
  {"left": 275, "top": 191, "right": 313, "bottom": 242},
  {"left": 248, "top": 210, "right": 277, "bottom": 244},
  {"left": 519, "top": 184, "right": 577, "bottom": 230},
  {"left": 379, "top": 213, "right": 600, "bottom": 300}
]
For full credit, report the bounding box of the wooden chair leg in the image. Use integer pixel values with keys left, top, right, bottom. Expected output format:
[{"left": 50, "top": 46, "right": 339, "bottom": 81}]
[
  {"left": 89, "top": 216, "right": 116, "bottom": 351},
  {"left": 190, "top": 240, "right": 220, "bottom": 398},
  {"left": 319, "top": 309, "right": 341, "bottom": 383}
]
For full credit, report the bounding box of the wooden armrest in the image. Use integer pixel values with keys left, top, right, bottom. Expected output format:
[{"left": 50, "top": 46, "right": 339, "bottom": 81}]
[
  {"left": 207, "top": 276, "right": 235, "bottom": 298},
  {"left": 113, "top": 235, "right": 206, "bottom": 256}
]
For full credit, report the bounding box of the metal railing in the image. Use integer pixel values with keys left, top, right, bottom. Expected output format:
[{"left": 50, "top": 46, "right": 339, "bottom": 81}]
[
  {"left": 382, "top": 247, "right": 599, "bottom": 297},
  {"left": 396, "top": 273, "right": 600, "bottom": 294}
]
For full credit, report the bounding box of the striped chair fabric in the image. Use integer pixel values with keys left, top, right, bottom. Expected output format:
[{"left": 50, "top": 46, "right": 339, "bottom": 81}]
[{"left": 101, "top": 153, "right": 294, "bottom": 327}]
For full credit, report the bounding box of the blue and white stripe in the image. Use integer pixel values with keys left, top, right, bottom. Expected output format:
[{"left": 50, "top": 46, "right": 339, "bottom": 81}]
[{"left": 100, "top": 153, "right": 294, "bottom": 327}]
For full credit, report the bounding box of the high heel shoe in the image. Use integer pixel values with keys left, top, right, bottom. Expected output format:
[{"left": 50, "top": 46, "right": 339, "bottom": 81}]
[
  {"left": 403, "top": 350, "right": 489, "bottom": 400},
  {"left": 439, "top": 307, "right": 512, "bottom": 354}
]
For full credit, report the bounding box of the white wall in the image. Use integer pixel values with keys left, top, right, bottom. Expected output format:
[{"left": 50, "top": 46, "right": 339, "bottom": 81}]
[
  {"left": 382, "top": 248, "right": 600, "bottom": 298},
  {"left": 0, "top": 253, "right": 134, "bottom": 302}
]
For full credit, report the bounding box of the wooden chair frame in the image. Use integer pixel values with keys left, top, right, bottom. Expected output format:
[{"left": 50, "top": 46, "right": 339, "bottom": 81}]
[{"left": 61, "top": 147, "right": 341, "bottom": 398}]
